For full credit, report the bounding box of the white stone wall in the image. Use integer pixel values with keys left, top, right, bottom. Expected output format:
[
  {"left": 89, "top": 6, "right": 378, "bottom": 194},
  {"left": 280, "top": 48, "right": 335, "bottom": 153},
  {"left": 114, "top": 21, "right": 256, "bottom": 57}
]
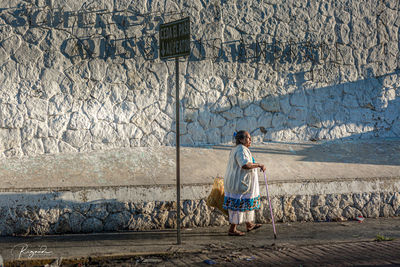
[
  {"left": 1, "top": 192, "right": 399, "bottom": 235},
  {"left": 0, "top": 0, "right": 399, "bottom": 157}
]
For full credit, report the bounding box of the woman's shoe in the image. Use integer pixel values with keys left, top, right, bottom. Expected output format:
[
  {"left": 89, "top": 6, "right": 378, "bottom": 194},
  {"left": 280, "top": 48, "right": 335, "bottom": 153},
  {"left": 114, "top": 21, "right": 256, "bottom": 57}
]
[
  {"left": 247, "top": 223, "right": 262, "bottom": 232},
  {"left": 228, "top": 230, "right": 245, "bottom": 236}
]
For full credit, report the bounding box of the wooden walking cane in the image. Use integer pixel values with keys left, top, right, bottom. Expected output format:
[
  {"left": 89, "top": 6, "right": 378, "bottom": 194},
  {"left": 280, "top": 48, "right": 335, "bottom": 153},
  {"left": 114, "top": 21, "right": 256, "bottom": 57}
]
[{"left": 263, "top": 171, "right": 277, "bottom": 239}]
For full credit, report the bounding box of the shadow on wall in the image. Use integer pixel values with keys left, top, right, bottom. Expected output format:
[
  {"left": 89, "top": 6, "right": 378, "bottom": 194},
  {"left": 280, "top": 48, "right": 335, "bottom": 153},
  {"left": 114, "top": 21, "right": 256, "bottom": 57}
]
[
  {"left": 178, "top": 71, "right": 398, "bottom": 137},
  {"left": 0, "top": 192, "right": 171, "bottom": 236},
  {"left": 178, "top": 71, "right": 400, "bottom": 145},
  {"left": 0, "top": 191, "right": 227, "bottom": 238}
]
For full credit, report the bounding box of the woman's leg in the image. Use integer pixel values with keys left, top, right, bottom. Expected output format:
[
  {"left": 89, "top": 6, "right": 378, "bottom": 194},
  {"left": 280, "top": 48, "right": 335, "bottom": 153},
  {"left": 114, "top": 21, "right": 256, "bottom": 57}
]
[
  {"left": 228, "top": 223, "right": 245, "bottom": 236},
  {"left": 245, "top": 210, "right": 262, "bottom": 231},
  {"left": 228, "top": 210, "right": 245, "bottom": 236}
]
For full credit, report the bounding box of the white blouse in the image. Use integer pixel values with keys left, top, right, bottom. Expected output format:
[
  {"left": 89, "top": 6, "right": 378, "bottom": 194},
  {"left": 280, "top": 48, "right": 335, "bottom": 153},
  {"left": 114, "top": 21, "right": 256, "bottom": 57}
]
[{"left": 224, "top": 144, "right": 258, "bottom": 195}]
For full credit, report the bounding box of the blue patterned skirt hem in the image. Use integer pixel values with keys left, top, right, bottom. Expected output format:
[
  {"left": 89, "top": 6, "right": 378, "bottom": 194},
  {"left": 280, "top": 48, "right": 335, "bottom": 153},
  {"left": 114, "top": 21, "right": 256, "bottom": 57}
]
[{"left": 223, "top": 195, "right": 261, "bottom": 212}]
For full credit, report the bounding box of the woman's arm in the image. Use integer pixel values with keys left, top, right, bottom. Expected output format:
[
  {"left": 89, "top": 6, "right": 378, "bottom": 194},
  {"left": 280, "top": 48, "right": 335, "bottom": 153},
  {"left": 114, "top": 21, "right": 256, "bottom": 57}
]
[{"left": 242, "top": 162, "right": 266, "bottom": 172}]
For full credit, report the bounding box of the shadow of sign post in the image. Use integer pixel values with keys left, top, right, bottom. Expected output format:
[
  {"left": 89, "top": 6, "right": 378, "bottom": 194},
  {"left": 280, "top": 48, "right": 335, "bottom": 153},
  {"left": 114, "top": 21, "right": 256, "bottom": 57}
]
[{"left": 159, "top": 17, "right": 191, "bottom": 245}]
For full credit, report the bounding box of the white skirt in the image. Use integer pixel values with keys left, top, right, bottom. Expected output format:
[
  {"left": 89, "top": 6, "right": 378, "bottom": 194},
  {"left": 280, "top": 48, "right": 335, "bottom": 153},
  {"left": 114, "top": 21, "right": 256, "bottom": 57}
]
[
  {"left": 224, "top": 172, "right": 260, "bottom": 225},
  {"left": 228, "top": 209, "right": 255, "bottom": 224}
]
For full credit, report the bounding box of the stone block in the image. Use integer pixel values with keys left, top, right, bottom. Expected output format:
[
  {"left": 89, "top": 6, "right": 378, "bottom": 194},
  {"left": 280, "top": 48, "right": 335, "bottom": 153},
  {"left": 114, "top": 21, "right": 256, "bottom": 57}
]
[
  {"left": 43, "top": 138, "right": 59, "bottom": 154},
  {"left": 21, "top": 120, "right": 38, "bottom": 142},
  {"left": 244, "top": 104, "right": 263, "bottom": 117},
  {"left": 58, "top": 141, "right": 77, "bottom": 153},
  {"left": 48, "top": 115, "right": 69, "bottom": 138},
  {"left": 279, "top": 95, "right": 291, "bottom": 114},
  {"left": 211, "top": 96, "right": 231, "bottom": 113},
  {"left": 362, "top": 202, "right": 380, "bottom": 218},
  {"left": 0, "top": 47, "right": 8, "bottom": 66},
  {"left": 154, "top": 112, "right": 172, "bottom": 132},
  {"left": 151, "top": 121, "right": 167, "bottom": 142},
  {"left": 0, "top": 128, "right": 20, "bottom": 151},
  {"left": 339, "top": 194, "right": 354, "bottom": 209},
  {"left": 282, "top": 196, "right": 297, "bottom": 222},
  {"left": 69, "top": 112, "right": 91, "bottom": 130},
  {"left": 221, "top": 106, "right": 243, "bottom": 120},
  {"left": 293, "top": 195, "right": 312, "bottom": 221},
  {"left": 63, "top": 130, "right": 91, "bottom": 148},
  {"left": 140, "top": 134, "right": 161, "bottom": 147},
  {"left": 343, "top": 94, "right": 359, "bottom": 109},
  {"left": 22, "top": 139, "right": 44, "bottom": 156},
  {"left": 90, "top": 82, "right": 111, "bottom": 104},
  {"left": 69, "top": 211, "right": 85, "bottom": 233},
  {"left": 380, "top": 204, "right": 395, "bottom": 217},
  {"left": 288, "top": 107, "right": 307, "bottom": 125},
  {"left": 198, "top": 109, "right": 211, "bottom": 129},
  {"left": 2, "top": 29, "right": 22, "bottom": 53},
  {"left": 342, "top": 206, "right": 362, "bottom": 219},
  {"left": 326, "top": 208, "right": 344, "bottom": 221},
  {"left": 183, "top": 109, "right": 198, "bottom": 123},
  {"left": 0, "top": 222, "right": 14, "bottom": 236},
  {"left": 0, "top": 103, "right": 25, "bottom": 128},
  {"left": 238, "top": 91, "right": 254, "bottom": 110},
  {"left": 206, "top": 128, "right": 221, "bottom": 144},
  {"left": 257, "top": 112, "right": 273, "bottom": 129},
  {"left": 261, "top": 95, "right": 280, "bottom": 112},
  {"left": 113, "top": 101, "right": 138, "bottom": 124},
  {"left": 289, "top": 91, "right": 308, "bottom": 107},
  {"left": 236, "top": 116, "right": 257, "bottom": 132},
  {"left": 104, "top": 211, "right": 132, "bottom": 231},
  {"left": 128, "top": 214, "right": 153, "bottom": 231},
  {"left": 311, "top": 195, "right": 325, "bottom": 207},
  {"left": 97, "top": 102, "right": 114, "bottom": 122},
  {"left": 187, "top": 122, "right": 206, "bottom": 143},
  {"left": 23, "top": 28, "right": 47, "bottom": 45},
  {"left": 14, "top": 42, "right": 42, "bottom": 65},
  {"left": 24, "top": 98, "right": 48, "bottom": 122},
  {"left": 90, "top": 121, "right": 118, "bottom": 144},
  {"left": 107, "top": 201, "right": 129, "bottom": 214},
  {"left": 105, "top": 64, "right": 127, "bottom": 83},
  {"left": 185, "top": 90, "right": 206, "bottom": 109},
  {"left": 209, "top": 114, "right": 226, "bottom": 129},
  {"left": 221, "top": 121, "right": 236, "bottom": 143},
  {"left": 271, "top": 113, "right": 287, "bottom": 129},
  {"left": 110, "top": 84, "right": 129, "bottom": 104},
  {"left": 187, "top": 60, "right": 213, "bottom": 78},
  {"left": 81, "top": 218, "right": 103, "bottom": 233},
  {"left": 310, "top": 206, "right": 328, "bottom": 222},
  {"left": 48, "top": 94, "right": 74, "bottom": 116}
]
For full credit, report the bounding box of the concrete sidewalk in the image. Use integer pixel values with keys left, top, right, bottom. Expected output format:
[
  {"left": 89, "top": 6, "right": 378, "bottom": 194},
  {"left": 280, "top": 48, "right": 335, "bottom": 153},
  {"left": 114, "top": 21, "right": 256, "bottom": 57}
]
[
  {"left": 1, "top": 217, "right": 399, "bottom": 266},
  {"left": 0, "top": 138, "right": 399, "bottom": 191}
]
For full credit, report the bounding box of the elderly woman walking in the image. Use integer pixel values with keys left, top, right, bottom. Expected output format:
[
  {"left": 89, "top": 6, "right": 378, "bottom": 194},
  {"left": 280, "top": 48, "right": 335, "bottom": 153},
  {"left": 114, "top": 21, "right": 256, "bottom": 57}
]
[{"left": 223, "top": 130, "right": 266, "bottom": 236}]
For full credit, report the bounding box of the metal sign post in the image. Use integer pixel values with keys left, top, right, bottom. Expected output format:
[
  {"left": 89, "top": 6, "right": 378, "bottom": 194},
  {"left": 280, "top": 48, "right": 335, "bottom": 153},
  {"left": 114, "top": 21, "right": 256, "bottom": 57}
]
[{"left": 159, "top": 17, "right": 190, "bottom": 245}]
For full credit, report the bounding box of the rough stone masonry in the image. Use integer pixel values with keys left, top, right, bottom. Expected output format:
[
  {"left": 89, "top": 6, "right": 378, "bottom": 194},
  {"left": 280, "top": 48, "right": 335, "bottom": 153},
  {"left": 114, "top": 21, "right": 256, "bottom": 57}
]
[
  {"left": 0, "top": 0, "right": 399, "bottom": 235},
  {"left": 1, "top": 192, "right": 399, "bottom": 236},
  {"left": 0, "top": 0, "right": 399, "bottom": 157}
]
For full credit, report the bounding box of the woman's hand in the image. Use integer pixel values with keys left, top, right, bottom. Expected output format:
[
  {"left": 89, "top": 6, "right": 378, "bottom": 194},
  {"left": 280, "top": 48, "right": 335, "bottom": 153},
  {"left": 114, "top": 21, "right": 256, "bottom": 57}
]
[
  {"left": 258, "top": 163, "right": 266, "bottom": 172},
  {"left": 242, "top": 162, "right": 266, "bottom": 172}
]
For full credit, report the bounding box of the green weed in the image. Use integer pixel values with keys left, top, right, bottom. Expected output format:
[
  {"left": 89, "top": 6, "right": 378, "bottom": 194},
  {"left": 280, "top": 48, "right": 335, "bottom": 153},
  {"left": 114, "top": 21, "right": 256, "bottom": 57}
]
[{"left": 375, "top": 234, "right": 395, "bottom": 242}]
